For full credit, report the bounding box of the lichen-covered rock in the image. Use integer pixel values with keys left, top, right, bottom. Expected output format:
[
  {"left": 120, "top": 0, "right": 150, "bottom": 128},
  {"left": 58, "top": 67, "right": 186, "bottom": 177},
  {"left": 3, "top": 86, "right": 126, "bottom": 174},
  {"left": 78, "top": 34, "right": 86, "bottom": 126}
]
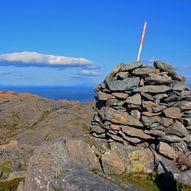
[
  {"left": 101, "top": 150, "right": 125, "bottom": 175},
  {"left": 125, "top": 149, "right": 154, "bottom": 174}
]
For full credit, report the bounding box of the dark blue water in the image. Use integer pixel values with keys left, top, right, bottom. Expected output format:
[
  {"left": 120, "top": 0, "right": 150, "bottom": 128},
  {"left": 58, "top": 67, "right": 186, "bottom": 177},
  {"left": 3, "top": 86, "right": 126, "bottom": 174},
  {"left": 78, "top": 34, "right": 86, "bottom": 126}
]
[{"left": 0, "top": 86, "right": 95, "bottom": 102}]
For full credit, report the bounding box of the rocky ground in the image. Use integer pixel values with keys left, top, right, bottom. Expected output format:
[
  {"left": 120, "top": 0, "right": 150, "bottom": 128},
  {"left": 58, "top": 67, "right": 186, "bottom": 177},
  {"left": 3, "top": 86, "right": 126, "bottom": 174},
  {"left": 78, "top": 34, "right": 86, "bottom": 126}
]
[{"left": 0, "top": 91, "right": 93, "bottom": 190}]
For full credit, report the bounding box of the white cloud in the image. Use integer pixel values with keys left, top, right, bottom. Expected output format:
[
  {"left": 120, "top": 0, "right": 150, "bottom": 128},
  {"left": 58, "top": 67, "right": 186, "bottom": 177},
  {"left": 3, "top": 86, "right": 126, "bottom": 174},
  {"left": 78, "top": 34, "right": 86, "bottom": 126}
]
[
  {"left": 79, "top": 69, "right": 99, "bottom": 75},
  {"left": 183, "top": 65, "right": 191, "bottom": 70},
  {"left": 0, "top": 52, "right": 96, "bottom": 68}
]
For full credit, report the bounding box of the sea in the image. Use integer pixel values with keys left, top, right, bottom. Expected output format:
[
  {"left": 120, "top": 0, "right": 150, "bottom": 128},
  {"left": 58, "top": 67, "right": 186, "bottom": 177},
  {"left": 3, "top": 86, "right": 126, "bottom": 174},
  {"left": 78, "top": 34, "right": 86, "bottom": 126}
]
[{"left": 0, "top": 86, "right": 96, "bottom": 102}]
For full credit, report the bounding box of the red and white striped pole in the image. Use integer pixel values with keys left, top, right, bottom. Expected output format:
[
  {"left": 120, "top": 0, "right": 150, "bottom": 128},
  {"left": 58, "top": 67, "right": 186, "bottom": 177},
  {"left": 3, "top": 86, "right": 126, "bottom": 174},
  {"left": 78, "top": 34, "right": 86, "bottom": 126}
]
[{"left": 137, "top": 21, "right": 147, "bottom": 61}]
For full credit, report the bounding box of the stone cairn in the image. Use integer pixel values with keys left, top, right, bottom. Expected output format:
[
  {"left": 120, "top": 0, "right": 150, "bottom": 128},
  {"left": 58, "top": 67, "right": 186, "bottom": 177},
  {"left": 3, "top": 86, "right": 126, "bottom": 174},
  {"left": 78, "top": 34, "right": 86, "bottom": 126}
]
[{"left": 91, "top": 60, "right": 191, "bottom": 164}]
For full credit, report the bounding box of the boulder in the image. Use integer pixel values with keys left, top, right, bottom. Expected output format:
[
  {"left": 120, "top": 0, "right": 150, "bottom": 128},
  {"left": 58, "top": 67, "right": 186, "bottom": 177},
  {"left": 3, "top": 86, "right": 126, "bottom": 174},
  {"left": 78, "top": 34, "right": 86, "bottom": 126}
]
[
  {"left": 50, "top": 162, "right": 126, "bottom": 191},
  {"left": 101, "top": 150, "right": 125, "bottom": 175},
  {"left": 25, "top": 137, "right": 100, "bottom": 191}
]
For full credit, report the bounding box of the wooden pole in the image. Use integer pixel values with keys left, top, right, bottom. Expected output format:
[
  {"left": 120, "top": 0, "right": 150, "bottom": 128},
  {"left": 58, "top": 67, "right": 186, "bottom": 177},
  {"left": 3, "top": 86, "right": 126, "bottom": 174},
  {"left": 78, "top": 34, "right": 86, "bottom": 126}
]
[{"left": 137, "top": 21, "right": 147, "bottom": 61}]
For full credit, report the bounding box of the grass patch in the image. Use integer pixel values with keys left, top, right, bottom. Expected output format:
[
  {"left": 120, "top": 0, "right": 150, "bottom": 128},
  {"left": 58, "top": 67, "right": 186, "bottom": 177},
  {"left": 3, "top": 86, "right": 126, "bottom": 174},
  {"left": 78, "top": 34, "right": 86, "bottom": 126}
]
[
  {"left": 116, "top": 172, "right": 191, "bottom": 191},
  {"left": 90, "top": 167, "right": 99, "bottom": 174},
  {"left": 0, "top": 160, "right": 12, "bottom": 175},
  {"left": 0, "top": 177, "right": 24, "bottom": 191},
  {"left": 30, "top": 110, "right": 51, "bottom": 129}
]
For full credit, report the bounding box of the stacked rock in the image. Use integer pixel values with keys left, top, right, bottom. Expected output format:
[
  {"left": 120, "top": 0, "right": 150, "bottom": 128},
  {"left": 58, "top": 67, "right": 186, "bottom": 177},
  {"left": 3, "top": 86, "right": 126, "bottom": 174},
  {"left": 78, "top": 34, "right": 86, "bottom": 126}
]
[{"left": 91, "top": 60, "right": 191, "bottom": 162}]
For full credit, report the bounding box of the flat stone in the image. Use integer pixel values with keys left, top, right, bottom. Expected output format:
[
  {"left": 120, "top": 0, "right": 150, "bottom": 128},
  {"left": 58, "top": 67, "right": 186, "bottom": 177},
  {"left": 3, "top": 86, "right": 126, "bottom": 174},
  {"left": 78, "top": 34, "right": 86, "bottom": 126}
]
[
  {"left": 175, "top": 101, "right": 191, "bottom": 111},
  {"left": 94, "top": 83, "right": 102, "bottom": 92},
  {"left": 173, "top": 82, "right": 188, "bottom": 91},
  {"left": 158, "top": 142, "right": 177, "bottom": 160},
  {"left": 139, "top": 78, "right": 144, "bottom": 86},
  {"left": 182, "top": 110, "right": 191, "bottom": 118},
  {"left": 186, "top": 126, "right": 191, "bottom": 130},
  {"left": 126, "top": 93, "right": 141, "bottom": 105},
  {"left": 120, "top": 61, "right": 142, "bottom": 71},
  {"left": 141, "top": 116, "right": 161, "bottom": 127},
  {"left": 132, "top": 68, "right": 160, "bottom": 76},
  {"left": 172, "top": 142, "right": 188, "bottom": 153},
  {"left": 101, "top": 88, "right": 110, "bottom": 93},
  {"left": 121, "top": 125, "right": 152, "bottom": 139},
  {"left": 98, "top": 91, "right": 115, "bottom": 101},
  {"left": 130, "top": 110, "right": 141, "bottom": 120},
  {"left": 181, "top": 118, "right": 191, "bottom": 126},
  {"left": 173, "top": 73, "right": 186, "bottom": 81},
  {"left": 150, "top": 123, "right": 166, "bottom": 131},
  {"left": 106, "top": 99, "right": 125, "bottom": 107},
  {"left": 133, "top": 85, "right": 171, "bottom": 93},
  {"left": 152, "top": 105, "right": 167, "bottom": 113},
  {"left": 145, "top": 73, "right": 172, "bottom": 84},
  {"left": 108, "top": 63, "right": 123, "bottom": 77},
  {"left": 141, "top": 92, "right": 154, "bottom": 101},
  {"left": 160, "top": 117, "right": 173, "bottom": 127},
  {"left": 142, "top": 111, "right": 161, "bottom": 117},
  {"left": 142, "top": 101, "right": 157, "bottom": 112},
  {"left": 109, "top": 124, "right": 121, "bottom": 131},
  {"left": 163, "top": 107, "right": 182, "bottom": 119},
  {"left": 108, "top": 129, "right": 117, "bottom": 135},
  {"left": 159, "top": 135, "right": 182, "bottom": 143},
  {"left": 99, "top": 107, "right": 143, "bottom": 127},
  {"left": 106, "top": 77, "right": 140, "bottom": 91},
  {"left": 112, "top": 92, "right": 129, "bottom": 99},
  {"left": 144, "top": 129, "right": 165, "bottom": 137},
  {"left": 90, "top": 125, "right": 105, "bottom": 134},
  {"left": 117, "top": 71, "right": 129, "bottom": 79},
  {"left": 126, "top": 104, "right": 142, "bottom": 111},
  {"left": 108, "top": 134, "right": 124, "bottom": 143},
  {"left": 154, "top": 60, "right": 175, "bottom": 74},
  {"left": 181, "top": 91, "right": 191, "bottom": 99},
  {"left": 171, "top": 120, "right": 188, "bottom": 137},
  {"left": 164, "top": 94, "right": 180, "bottom": 102},
  {"left": 118, "top": 131, "right": 142, "bottom": 144},
  {"left": 154, "top": 93, "right": 168, "bottom": 100}
]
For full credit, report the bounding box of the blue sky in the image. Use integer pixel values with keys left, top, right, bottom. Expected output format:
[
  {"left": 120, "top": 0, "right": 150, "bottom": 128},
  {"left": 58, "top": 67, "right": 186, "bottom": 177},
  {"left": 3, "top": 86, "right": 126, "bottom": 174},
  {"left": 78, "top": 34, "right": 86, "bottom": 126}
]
[{"left": 0, "top": 0, "right": 191, "bottom": 86}]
